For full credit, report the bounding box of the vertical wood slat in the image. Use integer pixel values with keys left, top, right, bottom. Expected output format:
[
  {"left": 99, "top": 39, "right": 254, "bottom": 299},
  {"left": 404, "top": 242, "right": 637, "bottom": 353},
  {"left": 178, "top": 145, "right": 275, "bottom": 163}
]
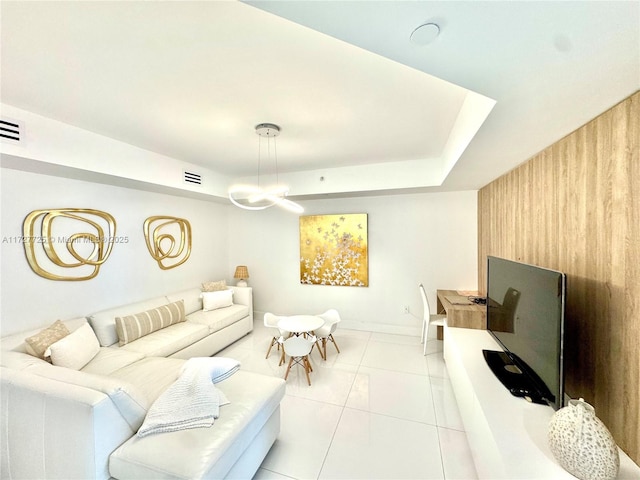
[
  {"left": 623, "top": 92, "right": 640, "bottom": 464},
  {"left": 477, "top": 91, "right": 639, "bottom": 466}
]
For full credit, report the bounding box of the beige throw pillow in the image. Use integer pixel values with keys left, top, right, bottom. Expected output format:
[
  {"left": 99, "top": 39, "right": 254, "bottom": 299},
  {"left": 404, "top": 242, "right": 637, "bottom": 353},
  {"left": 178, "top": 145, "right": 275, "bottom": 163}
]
[
  {"left": 115, "top": 300, "right": 185, "bottom": 346},
  {"left": 25, "top": 320, "right": 70, "bottom": 359},
  {"left": 201, "top": 280, "right": 227, "bottom": 292}
]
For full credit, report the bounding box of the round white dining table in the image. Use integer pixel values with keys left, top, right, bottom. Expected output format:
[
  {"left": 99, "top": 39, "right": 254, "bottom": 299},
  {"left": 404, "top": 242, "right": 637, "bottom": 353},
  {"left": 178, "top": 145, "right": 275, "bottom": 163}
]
[
  {"left": 276, "top": 315, "right": 326, "bottom": 365},
  {"left": 277, "top": 314, "right": 324, "bottom": 335}
]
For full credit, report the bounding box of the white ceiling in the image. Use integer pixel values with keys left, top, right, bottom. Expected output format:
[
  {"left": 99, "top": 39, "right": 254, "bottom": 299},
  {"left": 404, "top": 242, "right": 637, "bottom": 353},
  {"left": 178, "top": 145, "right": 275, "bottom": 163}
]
[{"left": 1, "top": 1, "right": 638, "bottom": 198}]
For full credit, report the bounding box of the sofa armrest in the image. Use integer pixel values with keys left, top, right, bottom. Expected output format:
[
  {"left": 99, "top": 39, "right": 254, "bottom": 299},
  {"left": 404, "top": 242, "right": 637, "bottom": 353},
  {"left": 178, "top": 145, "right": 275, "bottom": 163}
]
[
  {"left": 229, "top": 286, "right": 252, "bottom": 309},
  {"left": 230, "top": 286, "right": 253, "bottom": 325},
  {"left": 1, "top": 366, "right": 135, "bottom": 480}
]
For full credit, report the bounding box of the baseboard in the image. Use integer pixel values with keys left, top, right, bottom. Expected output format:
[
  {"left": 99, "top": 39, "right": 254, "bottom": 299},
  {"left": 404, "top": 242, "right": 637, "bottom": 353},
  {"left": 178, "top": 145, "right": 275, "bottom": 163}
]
[
  {"left": 338, "top": 320, "right": 421, "bottom": 337},
  {"left": 254, "top": 310, "right": 422, "bottom": 337}
]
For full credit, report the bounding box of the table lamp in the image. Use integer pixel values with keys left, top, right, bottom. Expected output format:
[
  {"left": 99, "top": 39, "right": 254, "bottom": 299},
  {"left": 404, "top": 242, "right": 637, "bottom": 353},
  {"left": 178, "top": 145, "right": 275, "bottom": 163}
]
[{"left": 233, "top": 265, "right": 249, "bottom": 287}]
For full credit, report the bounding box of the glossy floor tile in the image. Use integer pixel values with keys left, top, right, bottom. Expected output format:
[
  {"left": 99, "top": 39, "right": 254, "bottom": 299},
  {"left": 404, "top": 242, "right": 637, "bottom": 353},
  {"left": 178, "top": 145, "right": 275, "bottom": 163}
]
[
  {"left": 319, "top": 408, "right": 444, "bottom": 479},
  {"left": 218, "top": 319, "right": 478, "bottom": 479}
]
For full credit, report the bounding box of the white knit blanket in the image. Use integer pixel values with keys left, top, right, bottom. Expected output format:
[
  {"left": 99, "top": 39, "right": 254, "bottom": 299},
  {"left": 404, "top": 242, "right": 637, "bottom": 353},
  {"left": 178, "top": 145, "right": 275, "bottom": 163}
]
[{"left": 137, "top": 357, "right": 240, "bottom": 437}]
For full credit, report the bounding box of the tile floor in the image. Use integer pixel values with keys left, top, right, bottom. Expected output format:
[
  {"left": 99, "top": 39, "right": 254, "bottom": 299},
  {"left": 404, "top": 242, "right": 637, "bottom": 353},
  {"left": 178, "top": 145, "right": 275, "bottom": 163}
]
[{"left": 217, "top": 319, "right": 478, "bottom": 480}]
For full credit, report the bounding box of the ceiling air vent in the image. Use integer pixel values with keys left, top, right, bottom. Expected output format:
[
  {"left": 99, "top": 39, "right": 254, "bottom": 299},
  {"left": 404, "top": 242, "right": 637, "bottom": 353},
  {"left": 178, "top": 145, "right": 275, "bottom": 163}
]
[
  {"left": 183, "top": 170, "right": 202, "bottom": 186},
  {"left": 0, "top": 118, "right": 23, "bottom": 144}
]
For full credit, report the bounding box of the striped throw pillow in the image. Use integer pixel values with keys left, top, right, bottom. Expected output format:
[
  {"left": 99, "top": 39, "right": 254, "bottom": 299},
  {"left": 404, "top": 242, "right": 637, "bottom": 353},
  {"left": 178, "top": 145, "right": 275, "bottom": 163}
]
[{"left": 115, "top": 300, "right": 185, "bottom": 346}]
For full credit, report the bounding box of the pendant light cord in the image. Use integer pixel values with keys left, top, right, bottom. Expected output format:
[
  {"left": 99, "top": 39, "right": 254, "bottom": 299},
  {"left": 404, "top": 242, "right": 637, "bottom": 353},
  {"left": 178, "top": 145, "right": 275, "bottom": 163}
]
[
  {"left": 257, "top": 131, "right": 262, "bottom": 188},
  {"left": 273, "top": 134, "right": 279, "bottom": 186}
]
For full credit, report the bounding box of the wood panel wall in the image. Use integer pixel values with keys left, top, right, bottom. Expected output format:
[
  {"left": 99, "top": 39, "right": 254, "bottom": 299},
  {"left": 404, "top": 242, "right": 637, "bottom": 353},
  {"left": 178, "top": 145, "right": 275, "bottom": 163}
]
[{"left": 478, "top": 91, "right": 639, "bottom": 465}]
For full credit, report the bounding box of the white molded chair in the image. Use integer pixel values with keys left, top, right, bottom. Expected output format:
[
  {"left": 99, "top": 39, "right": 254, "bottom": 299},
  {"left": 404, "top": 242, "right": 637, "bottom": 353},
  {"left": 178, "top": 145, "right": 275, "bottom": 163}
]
[
  {"left": 315, "top": 309, "right": 341, "bottom": 360},
  {"left": 263, "top": 312, "right": 289, "bottom": 359},
  {"left": 283, "top": 336, "right": 315, "bottom": 385},
  {"left": 419, "top": 284, "right": 447, "bottom": 355}
]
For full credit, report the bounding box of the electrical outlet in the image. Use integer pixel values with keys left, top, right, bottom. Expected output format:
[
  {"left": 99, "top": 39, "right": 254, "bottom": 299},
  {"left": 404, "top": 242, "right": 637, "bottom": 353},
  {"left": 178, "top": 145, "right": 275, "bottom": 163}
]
[{"left": 402, "top": 305, "right": 410, "bottom": 314}]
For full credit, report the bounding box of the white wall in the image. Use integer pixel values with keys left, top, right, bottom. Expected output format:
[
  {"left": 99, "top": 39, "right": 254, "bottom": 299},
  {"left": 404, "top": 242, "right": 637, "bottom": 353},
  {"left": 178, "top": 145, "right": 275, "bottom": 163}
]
[
  {"left": 0, "top": 167, "right": 230, "bottom": 336},
  {"left": 0, "top": 108, "right": 477, "bottom": 338},
  {"left": 0, "top": 164, "right": 477, "bottom": 338},
  {"left": 228, "top": 191, "right": 478, "bottom": 335}
]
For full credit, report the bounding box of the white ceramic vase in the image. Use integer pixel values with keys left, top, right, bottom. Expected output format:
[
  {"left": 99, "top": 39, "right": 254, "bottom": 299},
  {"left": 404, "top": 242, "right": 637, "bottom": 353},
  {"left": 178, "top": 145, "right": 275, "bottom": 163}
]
[{"left": 548, "top": 398, "right": 619, "bottom": 480}]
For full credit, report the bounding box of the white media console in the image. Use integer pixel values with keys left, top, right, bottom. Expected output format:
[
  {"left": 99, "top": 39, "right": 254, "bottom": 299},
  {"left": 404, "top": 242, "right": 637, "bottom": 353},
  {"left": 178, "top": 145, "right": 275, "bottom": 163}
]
[{"left": 443, "top": 325, "right": 640, "bottom": 479}]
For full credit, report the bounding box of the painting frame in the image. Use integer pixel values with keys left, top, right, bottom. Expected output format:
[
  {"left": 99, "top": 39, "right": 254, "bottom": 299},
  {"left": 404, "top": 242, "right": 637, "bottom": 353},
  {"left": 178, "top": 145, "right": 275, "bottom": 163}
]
[{"left": 299, "top": 213, "right": 368, "bottom": 287}]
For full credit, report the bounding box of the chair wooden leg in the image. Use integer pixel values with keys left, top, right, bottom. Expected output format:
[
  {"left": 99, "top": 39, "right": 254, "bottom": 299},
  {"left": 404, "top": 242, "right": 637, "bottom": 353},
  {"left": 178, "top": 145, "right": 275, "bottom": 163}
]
[
  {"left": 330, "top": 334, "right": 340, "bottom": 354},
  {"left": 303, "top": 356, "right": 311, "bottom": 385},
  {"left": 284, "top": 356, "right": 294, "bottom": 380},
  {"left": 279, "top": 348, "right": 285, "bottom": 366},
  {"left": 266, "top": 337, "right": 276, "bottom": 359}
]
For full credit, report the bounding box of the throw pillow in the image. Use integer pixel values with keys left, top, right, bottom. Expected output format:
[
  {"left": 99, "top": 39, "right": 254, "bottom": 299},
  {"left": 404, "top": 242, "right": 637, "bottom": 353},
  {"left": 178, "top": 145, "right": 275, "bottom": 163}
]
[
  {"left": 201, "top": 279, "right": 227, "bottom": 292},
  {"left": 115, "top": 300, "right": 186, "bottom": 346},
  {"left": 201, "top": 290, "right": 233, "bottom": 311},
  {"left": 24, "top": 319, "right": 70, "bottom": 359},
  {"left": 46, "top": 323, "right": 100, "bottom": 370}
]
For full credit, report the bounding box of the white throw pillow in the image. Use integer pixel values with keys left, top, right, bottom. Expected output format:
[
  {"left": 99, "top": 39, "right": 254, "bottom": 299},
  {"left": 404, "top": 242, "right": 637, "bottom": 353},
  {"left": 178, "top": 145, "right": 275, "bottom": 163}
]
[
  {"left": 46, "top": 323, "right": 100, "bottom": 370},
  {"left": 201, "top": 290, "right": 233, "bottom": 311}
]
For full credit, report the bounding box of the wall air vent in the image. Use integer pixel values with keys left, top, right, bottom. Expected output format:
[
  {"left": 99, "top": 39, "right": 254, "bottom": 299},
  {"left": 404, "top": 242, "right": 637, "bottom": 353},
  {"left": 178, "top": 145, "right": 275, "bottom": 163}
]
[
  {"left": 183, "top": 170, "right": 202, "bottom": 186},
  {"left": 0, "top": 118, "right": 23, "bottom": 144}
]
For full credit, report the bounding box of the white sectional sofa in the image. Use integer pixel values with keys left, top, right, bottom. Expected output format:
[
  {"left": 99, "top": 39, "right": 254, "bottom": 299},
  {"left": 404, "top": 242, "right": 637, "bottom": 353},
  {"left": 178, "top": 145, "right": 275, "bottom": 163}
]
[
  {"left": 89, "top": 285, "right": 254, "bottom": 358},
  {"left": 0, "top": 285, "right": 286, "bottom": 479}
]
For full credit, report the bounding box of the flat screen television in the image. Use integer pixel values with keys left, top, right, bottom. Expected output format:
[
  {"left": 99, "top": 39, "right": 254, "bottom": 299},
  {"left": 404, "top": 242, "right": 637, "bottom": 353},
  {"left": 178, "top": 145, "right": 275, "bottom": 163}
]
[{"left": 484, "top": 256, "right": 566, "bottom": 410}]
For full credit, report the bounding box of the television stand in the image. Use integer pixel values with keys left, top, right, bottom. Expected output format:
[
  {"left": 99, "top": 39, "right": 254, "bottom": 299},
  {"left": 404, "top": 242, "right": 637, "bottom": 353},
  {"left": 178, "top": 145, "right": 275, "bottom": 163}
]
[
  {"left": 482, "top": 349, "right": 549, "bottom": 405},
  {"left": 443, "top": 326, "right": 640, "bottom": 479}
]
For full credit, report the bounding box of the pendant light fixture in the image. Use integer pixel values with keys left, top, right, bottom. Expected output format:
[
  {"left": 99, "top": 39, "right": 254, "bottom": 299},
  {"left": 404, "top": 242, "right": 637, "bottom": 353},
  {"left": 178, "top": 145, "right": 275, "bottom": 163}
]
[{"left": 228, "top": 123, "right": 304, "bottom": 214}]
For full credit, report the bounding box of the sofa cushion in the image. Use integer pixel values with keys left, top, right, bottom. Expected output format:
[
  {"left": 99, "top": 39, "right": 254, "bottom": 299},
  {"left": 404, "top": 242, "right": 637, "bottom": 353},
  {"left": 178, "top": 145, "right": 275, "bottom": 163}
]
[
  {"left": 81, "top": 348, "right": 145, "bottom": 376},
  {"left": 88, "top": 296, "right": 169, "bottom": 347},
  {"left": 115, "top": 300, "right": 186, "bottom": 346},
  {"left": 119, "top": 322, "right": 209, "bottom": 358},
  {"left": 46, "top": 323, "right": 100, "bottom": 370},
  {"left": 28, "top": 364, "right": 149, "bottom": 431},
  {"left": 186, "top": 304, "right": 249, "bottom": 334},
  {"left": 109, "top": 370, "right": 286, "bottom": 480},
  {"left": 201, "top": 290, "right": 233, "bottom": 311},
  {"left": 24, "top": 319, "right": 70, "bottom": 359},
  {"left": 108, "top": 356, "right": 185, "bottom": 404},
  {"left": 165, "top": 288, "right": 202, "bottom": 315}
]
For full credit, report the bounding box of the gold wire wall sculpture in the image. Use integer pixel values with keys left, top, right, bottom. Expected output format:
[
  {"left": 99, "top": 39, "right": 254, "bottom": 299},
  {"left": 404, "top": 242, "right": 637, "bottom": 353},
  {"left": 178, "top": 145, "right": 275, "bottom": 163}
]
[
  {"left": 143, "top": 216, "right": 192, "bottom": 270},
  {"left": 300, "top": 213, "right": 368, "bottom": 286},
  {"left": 22, "top": 208, "right": 117, "bottom": 281}
]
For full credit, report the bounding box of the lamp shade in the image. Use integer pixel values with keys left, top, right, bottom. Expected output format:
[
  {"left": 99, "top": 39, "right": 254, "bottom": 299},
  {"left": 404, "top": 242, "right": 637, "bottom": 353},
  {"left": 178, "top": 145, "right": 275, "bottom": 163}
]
[{"left": 234, "top": 266, "right": 249, "bottom": 280}]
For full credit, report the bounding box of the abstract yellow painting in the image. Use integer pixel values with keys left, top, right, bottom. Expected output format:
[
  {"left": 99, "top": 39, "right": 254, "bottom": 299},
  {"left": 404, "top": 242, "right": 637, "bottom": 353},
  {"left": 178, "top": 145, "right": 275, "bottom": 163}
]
[{"left": 300, "top": 214, "right": 368, "bottom": 286}]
